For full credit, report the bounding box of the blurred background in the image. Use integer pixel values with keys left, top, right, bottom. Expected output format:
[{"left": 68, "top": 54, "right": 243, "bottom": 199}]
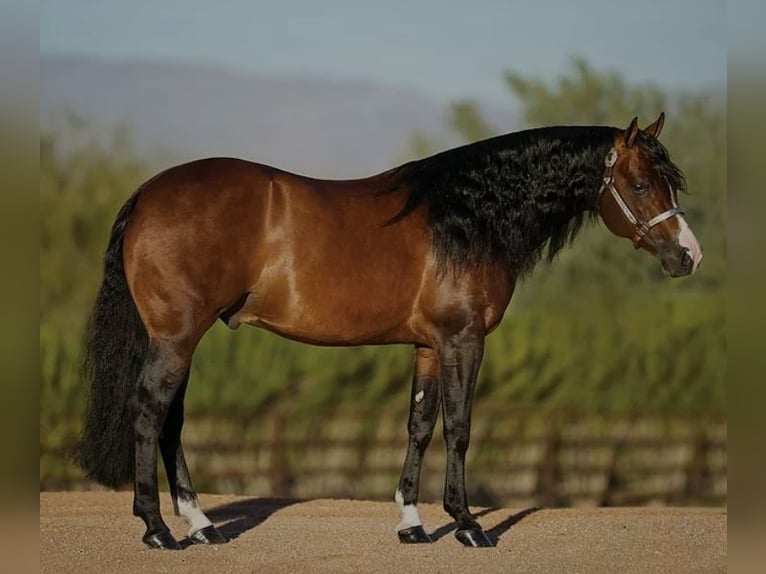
[{"left": 40, "top": 1, "right": 726, "bottom": 508}]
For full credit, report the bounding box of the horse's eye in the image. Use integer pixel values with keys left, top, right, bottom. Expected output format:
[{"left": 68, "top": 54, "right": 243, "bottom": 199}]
[{"left": 631, "top": 181, "right": 649, "bottom": 194}]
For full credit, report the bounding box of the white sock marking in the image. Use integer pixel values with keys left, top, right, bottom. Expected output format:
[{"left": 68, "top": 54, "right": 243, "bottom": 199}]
[
  {"left": 677, "top": 217, "right": 703, "bottom": 273},
  {"left": 177, "top": 497, "right": 213, "bottom": 535},
  {"left": 395, "top": 488, "right": 423, "bottom": 532}
]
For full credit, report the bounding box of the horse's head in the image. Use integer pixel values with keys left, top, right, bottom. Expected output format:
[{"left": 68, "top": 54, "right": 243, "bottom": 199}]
[{"left": 598, "top": 113, "right": 702, "bottom": 277}]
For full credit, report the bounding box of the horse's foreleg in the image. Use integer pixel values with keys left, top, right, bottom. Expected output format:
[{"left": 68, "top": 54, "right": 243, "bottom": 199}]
[
  {"left": 159, "top": 371, "right": 226, "bottom": 545},
  {"left": 395, "top": 347, "right": 441, "bottom": 543},
  {"left": 439, "top": 331, "right": 494, "bottom": 547},
  {"left": 132, "top": 342, "right": 190, "bottom": 550}
]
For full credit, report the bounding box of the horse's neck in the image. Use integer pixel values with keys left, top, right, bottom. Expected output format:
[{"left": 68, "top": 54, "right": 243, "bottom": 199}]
[
  {"left": 392, "top": 127, "right": 615, "bottom": 275},
  {"left": 499, "top": 137, "right": 609, "bottom": 214},
  {"left": 478, "top": 137, "right": 609, "bottom": 268}
]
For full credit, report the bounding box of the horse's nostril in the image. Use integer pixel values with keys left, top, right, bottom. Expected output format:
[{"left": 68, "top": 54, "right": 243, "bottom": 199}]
[{"left": 680, "top": 249, "right": 693, "bottom": 270}]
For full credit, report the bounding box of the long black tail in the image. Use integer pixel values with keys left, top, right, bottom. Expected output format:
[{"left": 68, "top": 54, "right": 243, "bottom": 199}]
[{"left": 75, "top": 191, "right": 148, "bottom": 488}]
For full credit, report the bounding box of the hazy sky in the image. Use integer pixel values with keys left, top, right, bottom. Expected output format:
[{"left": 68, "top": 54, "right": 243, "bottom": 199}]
[{"left": 41, "top": 0, "right": 727, "bottom": 103}]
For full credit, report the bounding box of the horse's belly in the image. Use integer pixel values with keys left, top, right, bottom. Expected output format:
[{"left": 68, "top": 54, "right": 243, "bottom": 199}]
[
  {"left": 225, "top": 272, "right": 419, "bottom": 345},
  {"left": 233, "top": 301, "right": 414, "bottom": 346}
]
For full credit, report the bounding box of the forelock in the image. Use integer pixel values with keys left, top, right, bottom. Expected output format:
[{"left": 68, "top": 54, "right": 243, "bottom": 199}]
[{"left": 636, "top": 132, "right": 687, "bottom": 193}]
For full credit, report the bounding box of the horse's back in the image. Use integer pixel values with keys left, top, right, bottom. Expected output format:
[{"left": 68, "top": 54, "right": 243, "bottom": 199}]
[{"left": 123, "top": 158, "right": 431, "bottom": 345}]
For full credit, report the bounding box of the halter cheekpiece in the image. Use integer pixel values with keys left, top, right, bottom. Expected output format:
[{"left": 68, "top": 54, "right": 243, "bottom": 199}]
[{"left": 598, "top": 148, "right": 685, "bottom": 248}]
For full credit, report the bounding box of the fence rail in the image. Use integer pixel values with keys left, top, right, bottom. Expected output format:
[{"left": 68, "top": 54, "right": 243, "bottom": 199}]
[{"left": 41, "top": 408, "right": 726, "bottom": 507}]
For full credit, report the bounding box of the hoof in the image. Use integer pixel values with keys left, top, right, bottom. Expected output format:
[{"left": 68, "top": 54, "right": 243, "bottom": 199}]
[
  {"left": 190, "top": 525, "right": 228, "bottom": 545},
  {"left": 143, "top": 530, "right": 181, "bottom": 550},
  {"left": 397, "top": 525, "right": 432, "bottom": 544},
  {"left": 455, "top": 527, "right": 494, "bottom": 548}
]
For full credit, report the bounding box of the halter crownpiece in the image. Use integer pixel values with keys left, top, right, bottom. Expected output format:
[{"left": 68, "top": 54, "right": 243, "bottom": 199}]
[{"left": 598, "top": 147, "right": 685, "bottom": 248}]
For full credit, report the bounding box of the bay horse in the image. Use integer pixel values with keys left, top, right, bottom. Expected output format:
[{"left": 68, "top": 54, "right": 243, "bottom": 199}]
[{"left": 76, "top": 114, "right": 702, "bottom": 549}]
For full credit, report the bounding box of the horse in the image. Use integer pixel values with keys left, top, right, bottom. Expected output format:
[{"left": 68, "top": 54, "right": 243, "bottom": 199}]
[{"left": 75, "top": 113, "right": 702, "bottom": 549}]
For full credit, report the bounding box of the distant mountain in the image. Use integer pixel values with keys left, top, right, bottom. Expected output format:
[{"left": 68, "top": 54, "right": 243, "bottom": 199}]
[{"left": 40, "top": 55, "right": 518, "bottom": 178}]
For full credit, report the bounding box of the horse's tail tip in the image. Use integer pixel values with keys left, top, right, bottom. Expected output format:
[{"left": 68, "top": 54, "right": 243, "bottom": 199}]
[{"left": 72, "top": 440, "right": 134, "bottom": 489}]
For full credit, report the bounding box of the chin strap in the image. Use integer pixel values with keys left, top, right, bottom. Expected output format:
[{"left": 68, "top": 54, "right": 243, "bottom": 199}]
[{"left": 598, "top": 148, "right": 685, "bottom": 248}]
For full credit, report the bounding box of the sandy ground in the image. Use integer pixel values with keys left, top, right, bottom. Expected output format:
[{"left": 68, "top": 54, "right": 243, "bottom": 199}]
[{"left": 40, "top": 492, "right": 726, "bottom": 574}]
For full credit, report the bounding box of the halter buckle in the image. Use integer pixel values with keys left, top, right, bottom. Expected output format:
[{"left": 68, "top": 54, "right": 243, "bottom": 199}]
[{"left": 632, "top": 223, "right": 650, "bottom": 248}]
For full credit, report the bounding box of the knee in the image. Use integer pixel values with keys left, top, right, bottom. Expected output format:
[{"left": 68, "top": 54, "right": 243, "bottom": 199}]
[
  {"left": 443, "top": 422, "right": 471, "bottom": 451},
  {"left": 408, "top": 415, "right": 438, "bottom": 447},
  {"left": 409, "top": 428, "right": 434, "bottom": 452}
]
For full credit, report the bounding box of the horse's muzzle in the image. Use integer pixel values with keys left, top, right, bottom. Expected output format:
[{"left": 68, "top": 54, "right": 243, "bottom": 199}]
[{"left": 660, "top": 246, "right": 696, "bottom": 278}]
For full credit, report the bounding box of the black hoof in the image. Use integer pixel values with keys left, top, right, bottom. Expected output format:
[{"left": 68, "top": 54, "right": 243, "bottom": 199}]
[
  {"left": 143, "top": 530, "right": 182, "bottom": 550},
  {"left": 455, "top": 527, "right": 495, "bottom": 548},
  {"left": 397, "top": 525, "right": 432, "bottom": 544},
  {"left": 190, "top": 525, "right": 228, "bottom": 545}
]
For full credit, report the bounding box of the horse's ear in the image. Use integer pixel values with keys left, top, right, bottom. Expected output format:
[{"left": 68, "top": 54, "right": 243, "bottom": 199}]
[
  {"left": 624, "top": 117, "right": 640, "bottom": 147},
  {"left": 645, "top": 112, "right": 665, "bottom": 139}
]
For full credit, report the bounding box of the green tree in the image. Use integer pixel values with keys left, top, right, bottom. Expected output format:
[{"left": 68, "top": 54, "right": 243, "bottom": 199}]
[{"left": 506, "top": 57, "right": 666, "bottom": 126}]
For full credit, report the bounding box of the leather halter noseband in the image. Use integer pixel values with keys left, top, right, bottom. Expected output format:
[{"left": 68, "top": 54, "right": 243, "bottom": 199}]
[{"left": 598, "top": 148, "right": 685, "bottom": 248}]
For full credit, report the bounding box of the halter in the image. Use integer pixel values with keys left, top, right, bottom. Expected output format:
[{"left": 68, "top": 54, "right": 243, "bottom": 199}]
[{"left": 598, "top": 148, "right": 685, "bottom": 248}]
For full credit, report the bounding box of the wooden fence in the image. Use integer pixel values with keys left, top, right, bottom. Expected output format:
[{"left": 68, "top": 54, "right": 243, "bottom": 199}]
[{"left": 41, "top": 408, "right": 726, "bottom": 507}]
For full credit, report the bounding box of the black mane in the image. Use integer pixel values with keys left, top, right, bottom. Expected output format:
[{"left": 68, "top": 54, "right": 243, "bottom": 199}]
[
  {"left": 388, "top": 126, "right": 620, "bottom": 275},
  {"left": 636, "top": 131, "right": 687, "bottom": 194}
]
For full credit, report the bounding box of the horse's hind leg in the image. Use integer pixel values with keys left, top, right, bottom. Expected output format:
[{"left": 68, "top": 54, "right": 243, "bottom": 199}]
[
  {"left": 395, "top": 347, "right": 441, "bottom": 543},
  {"left": 159, "top": 370, "right": 226, "bottom": 544},
  {"left": 132, "top": 340, "right": 192, "bottom": 550}
]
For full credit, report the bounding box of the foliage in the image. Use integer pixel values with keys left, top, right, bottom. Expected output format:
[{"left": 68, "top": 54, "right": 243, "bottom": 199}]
[{"left": 506, "top": 57, "right": 667, "bottom": 127}]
